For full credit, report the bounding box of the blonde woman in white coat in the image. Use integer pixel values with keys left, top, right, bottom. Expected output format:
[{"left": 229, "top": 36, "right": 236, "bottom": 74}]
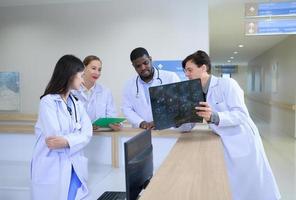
[
  {"left": 31, "top": 55, "right": 92, "bottom": 200},
  {"left": 182, "top": 50, "right": 281, "bottom": 200},
  {"left": 73, "top": 55, "right": 121, "bottom": 131}
]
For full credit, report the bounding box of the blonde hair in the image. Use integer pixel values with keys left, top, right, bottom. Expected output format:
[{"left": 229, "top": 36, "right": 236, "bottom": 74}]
[{"left": 83, "top": 55, "right": 102, "bottom": 66}]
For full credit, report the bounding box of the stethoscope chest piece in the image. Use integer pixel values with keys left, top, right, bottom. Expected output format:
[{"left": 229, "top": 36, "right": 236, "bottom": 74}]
[{"left": 75, "top": 122, "right": 82, "bottom": 130}]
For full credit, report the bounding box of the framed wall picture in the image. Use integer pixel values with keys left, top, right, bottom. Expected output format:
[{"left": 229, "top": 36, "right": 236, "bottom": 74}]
[{"left": 0, "top": 72, "right": 20, "bottom": 111}]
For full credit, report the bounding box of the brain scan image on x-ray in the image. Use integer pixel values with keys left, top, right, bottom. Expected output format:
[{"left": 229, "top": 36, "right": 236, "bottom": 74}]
[{"left": 149, "top": 79, "right": 205, "bottom": 130}]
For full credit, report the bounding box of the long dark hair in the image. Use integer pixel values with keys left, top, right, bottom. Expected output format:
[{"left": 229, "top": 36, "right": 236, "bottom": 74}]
[{"left": 40, "top": 55, "right": 84, "bottom": 99}]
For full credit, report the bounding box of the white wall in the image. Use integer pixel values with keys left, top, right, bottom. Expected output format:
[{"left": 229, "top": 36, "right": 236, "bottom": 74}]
[
  {"left": 246, "top": 36, "right": 296, "bottom": 137},
  {"left": 0, "top": 0, "right": 209, "bottom": 114}
]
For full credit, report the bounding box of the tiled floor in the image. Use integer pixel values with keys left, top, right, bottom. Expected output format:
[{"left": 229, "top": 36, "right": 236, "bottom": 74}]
[
  {"left": 1, "top": 119, "right": 295, "bottom": 200},
  {"left": 254, "top": 117, "right": 296, "bottom": 200}
]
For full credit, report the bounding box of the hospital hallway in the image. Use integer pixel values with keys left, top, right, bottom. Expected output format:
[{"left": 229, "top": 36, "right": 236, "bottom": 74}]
[
  {"left": 0, "top": 0, "right": 296, "bottom": 199},
  {"left": 208, "top": 1, "right": 296, "bottom": 198}
]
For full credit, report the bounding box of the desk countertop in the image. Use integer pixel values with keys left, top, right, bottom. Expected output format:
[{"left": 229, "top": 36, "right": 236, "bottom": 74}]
[{"left": 139, "top": 130, "right": 231, "bottom": 200}]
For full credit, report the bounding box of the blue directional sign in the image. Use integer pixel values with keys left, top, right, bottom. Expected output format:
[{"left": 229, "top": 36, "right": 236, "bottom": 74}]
[
  {"left": 153, "top": 60, "right": 187, "bottom": 80},
  {"left": 246, "top": 2, "right": 296, "bottom": 17},
  {"left": 259, "top": 2, "right": 296, "bottom": 16},
  {"left": 259, "top": 20, "right": 296, "bottom": 34},
  {"left": 246, "top": 19, "right": 296, "bottom": 35}
]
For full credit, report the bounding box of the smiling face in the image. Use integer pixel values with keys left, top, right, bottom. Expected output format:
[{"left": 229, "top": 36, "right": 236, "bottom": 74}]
[{"left": 83, "top": 59, "right": 102, "bottom": 84}]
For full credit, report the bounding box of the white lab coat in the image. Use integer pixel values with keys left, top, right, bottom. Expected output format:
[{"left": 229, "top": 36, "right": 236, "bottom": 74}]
[
  {"left": 31, "top": 94, "right": 92, "bottom": 200},
  {"left": 207, "top": 76, "right": 281, "bottom": 200},
  {"left": 73, "top": 83, "right": 117, "bottom": 122},
  {"left": 122, "top": 69, "right": 180, "bottom": 128}
]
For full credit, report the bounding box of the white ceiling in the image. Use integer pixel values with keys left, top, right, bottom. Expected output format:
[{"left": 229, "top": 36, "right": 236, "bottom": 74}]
[
  {"left": 209, "top": 0, "right": 288, "bottom": 65},
  {"left": 0, "top": 0, "right": 289, "bottom": 65}
]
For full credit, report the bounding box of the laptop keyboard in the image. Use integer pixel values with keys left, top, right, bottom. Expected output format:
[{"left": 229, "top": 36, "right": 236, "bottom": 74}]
[{"left": 97, "top": 191, "right": 126, "bottom": 200}]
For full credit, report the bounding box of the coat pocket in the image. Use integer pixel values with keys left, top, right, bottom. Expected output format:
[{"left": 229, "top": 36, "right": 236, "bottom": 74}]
[
  {"left": 32, "top": 156, "right": 59, "bottom": 184},
  {"left": 214, "top": 101, "right": 228, "bottom": 112},
  {"left": 222, "top": 133, "right": 251, "bottom": 158}
]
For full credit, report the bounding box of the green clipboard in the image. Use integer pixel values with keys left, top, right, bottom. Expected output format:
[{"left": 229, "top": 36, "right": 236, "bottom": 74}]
[{"left": 92, "top": 117, "right": 126, "bottom": 128}]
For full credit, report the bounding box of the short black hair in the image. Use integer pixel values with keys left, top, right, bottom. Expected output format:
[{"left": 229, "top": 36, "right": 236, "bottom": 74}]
[
  {"left": 130, "top": 47, "right": 150, "bottom": 61},
  {"left": 182, "top": 50, "right": 211, "bottom": 73}
]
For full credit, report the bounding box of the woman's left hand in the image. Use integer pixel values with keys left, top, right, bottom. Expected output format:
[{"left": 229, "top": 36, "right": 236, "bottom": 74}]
[
  {"left": 195, "top": 102, "right": 212, "bottom": 122},
  {"left": 109, "top": 123, "right": 122, "bottom": 131},
  {"left": 46, "top": 136, "right": 69, "bottom": 149}
]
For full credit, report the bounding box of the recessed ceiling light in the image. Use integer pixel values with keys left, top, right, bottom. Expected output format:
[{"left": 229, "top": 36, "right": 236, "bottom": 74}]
[
  {"left": 238, "top": 44, "right": 244, "bottom": 48},
  {"left": 227, "top": 60, "right": 231, "bottom": 63},
  {"left": 233, "top": 51, "right": 238, "bottom": 54},
  {"left": 230, "top": 57, "right": 234, "bottom": 59}
]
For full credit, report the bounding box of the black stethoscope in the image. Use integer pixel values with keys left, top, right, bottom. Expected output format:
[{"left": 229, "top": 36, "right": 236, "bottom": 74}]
[
  {"left": 136, "top": 67, "right": 162, "bottom": 98},
  {"left": 67, "top": 95, "right": 78, "bottom": 123},
  {"left": 69, "top": 95, "right": 82, "bottom": 129},
  {"left": 62, "top": 94, "right": 82, "bottom": 130}
]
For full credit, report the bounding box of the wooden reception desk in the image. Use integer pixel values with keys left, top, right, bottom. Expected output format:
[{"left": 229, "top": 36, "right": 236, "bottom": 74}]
[{"left": 139, "top": 130, "right": 231, "bottom": 200}]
